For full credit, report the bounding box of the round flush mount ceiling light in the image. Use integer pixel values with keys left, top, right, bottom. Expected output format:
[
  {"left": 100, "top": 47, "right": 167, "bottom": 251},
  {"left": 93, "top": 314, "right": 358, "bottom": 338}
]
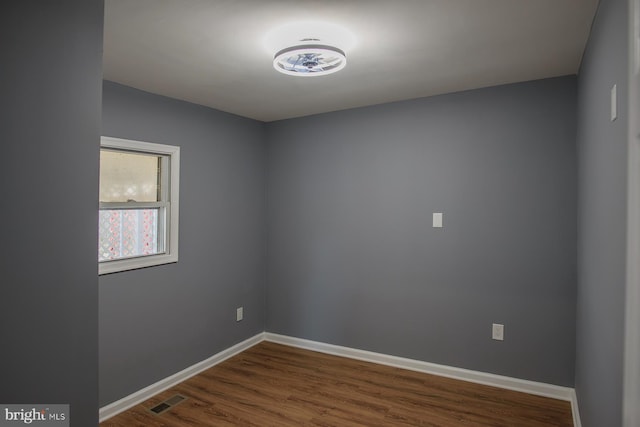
[{"left": 273, "top": 44, "right": 347, "bottom": 77}]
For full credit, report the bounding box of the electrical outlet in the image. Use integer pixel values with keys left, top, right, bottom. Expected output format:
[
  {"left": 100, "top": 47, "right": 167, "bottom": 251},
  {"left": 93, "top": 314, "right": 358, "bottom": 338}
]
[
  {"left": 236, "top": 307, "right": 243, "bottom": 322},
  {"left": 492, "top": 323, "right": 504, "bottom": 341}
]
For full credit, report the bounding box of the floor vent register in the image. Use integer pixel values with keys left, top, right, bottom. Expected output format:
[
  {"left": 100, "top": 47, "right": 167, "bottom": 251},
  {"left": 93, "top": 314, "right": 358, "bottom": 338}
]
[{"left": 149, "top": 394, "right": 187, "bottom": 415}]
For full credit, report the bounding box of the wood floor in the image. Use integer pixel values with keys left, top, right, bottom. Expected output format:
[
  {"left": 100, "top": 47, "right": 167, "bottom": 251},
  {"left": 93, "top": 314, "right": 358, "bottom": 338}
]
[{"left": 101, "top": 341, "right": 573, "bottom": 426}]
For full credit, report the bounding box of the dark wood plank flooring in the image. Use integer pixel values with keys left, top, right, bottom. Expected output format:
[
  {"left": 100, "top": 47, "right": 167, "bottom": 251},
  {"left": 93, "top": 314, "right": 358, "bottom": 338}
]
[{"left": 101, "top": 341, "right": 573, "bottom": 426}]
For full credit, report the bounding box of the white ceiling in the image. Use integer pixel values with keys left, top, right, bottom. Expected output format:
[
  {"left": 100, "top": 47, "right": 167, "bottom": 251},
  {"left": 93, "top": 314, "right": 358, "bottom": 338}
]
[{"left": 103, "top": 0, "right": 599, "bottom": 122}]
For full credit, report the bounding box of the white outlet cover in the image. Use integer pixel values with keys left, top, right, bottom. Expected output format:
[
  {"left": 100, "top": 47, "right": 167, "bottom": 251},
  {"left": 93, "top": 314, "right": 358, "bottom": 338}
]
[
  {"left": 492, "top": 323, "right": 504, "bottom": 341},
  {"left": 236, "top": 307, "right": 243, "bottom": 322}
]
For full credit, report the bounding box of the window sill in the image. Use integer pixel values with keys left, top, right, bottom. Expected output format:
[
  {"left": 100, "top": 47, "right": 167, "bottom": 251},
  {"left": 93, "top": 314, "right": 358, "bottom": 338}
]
[{"left": 99, "top": 253, "right": 178, "bottom": 275}]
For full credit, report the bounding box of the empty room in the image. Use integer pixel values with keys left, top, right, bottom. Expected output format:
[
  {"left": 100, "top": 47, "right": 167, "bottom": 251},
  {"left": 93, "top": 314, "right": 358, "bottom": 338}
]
[{"left": 2, "top": 0, "right": 639, "bottom": 426}]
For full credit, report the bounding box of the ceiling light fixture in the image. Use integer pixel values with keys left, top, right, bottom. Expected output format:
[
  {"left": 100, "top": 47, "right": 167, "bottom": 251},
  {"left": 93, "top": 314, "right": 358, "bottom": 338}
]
[{"left": 273, "top": 44, "right": 346, "bottom": 77}]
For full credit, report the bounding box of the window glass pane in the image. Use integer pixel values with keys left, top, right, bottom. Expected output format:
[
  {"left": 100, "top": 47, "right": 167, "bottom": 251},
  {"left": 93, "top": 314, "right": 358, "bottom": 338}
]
[
  {"left": 99, "top": 209, "right": 160, "bottom": 261},
  {"left": 100, "top": 150, "right": 161, "bottom": 202}
]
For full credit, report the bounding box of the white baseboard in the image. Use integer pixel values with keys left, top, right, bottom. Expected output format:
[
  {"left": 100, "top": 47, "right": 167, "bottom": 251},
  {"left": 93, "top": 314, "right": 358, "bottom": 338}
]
[
  {"left": 99, "top": 332, "right": 265, "bottom": 422},
  {"left": 265, "top": 333, "right": 576, "bottom": 412},
  {"left": 100, "top": 331, "right": 580, "bottom": 426},
  {"left": 570, "top": 389, "right": 582, "bottom": 427}
]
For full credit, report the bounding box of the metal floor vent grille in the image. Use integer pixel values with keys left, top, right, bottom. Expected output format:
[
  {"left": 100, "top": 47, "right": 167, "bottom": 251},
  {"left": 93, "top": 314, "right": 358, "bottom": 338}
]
[{"left": 149, "top": 394, "right": 187, "bottom": 415}]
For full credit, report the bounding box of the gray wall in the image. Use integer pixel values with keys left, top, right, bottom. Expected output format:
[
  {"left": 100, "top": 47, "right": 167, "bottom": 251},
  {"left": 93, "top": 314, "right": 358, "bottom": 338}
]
[
  {"left": 575, "top": 0, "right": 629, "bottom": 424},
  {"left": 0, "top": 2, "right": 103, "bottom": 425},
  {"left": 266, "top": 76, "right": 578, "bottom": 386},
  {"left": 99, "top": 82, "right": 266, "bottom": 406}
]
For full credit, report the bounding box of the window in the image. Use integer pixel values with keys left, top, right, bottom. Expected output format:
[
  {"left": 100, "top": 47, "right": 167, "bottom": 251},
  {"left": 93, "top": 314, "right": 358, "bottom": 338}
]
[{"left": 99, "top": 136, "right": 180, "bottom": 274}]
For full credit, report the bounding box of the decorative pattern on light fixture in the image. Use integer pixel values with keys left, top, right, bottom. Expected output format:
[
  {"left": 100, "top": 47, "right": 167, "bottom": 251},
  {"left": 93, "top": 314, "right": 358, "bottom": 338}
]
[{"left": 273, "top": 44, "right": 346, "bottom": 77}]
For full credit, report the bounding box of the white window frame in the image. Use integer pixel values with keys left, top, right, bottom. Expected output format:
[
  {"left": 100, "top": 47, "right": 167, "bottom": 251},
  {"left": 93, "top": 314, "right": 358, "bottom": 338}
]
[{"left": 99, "top": 136, "right": 180, "bottom": 275}]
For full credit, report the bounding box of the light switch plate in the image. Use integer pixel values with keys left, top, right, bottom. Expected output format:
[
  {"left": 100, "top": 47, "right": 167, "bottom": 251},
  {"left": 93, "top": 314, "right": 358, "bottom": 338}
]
[
  {"left": 433, "top": 212, "right": 443, "bottom": 228},
  {"left": 611, "top": 84, "right": 617, "bottom": 121}
]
